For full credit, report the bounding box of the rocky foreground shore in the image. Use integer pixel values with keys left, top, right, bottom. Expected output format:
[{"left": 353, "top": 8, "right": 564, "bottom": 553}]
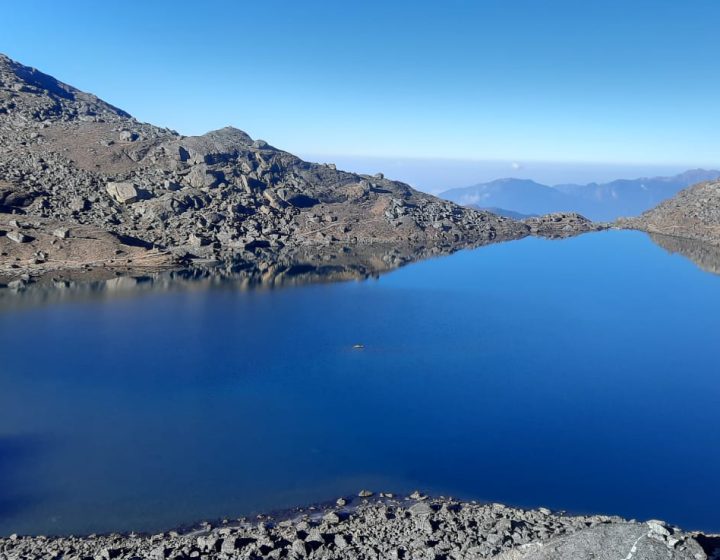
[{"left": 1, "top": 495, "right": 716, "bottom": 560}]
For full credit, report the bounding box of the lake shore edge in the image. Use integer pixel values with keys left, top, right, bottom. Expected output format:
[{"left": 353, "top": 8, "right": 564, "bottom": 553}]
[{"left": 2, "top": 494, "right": 717, "bottom": 560}]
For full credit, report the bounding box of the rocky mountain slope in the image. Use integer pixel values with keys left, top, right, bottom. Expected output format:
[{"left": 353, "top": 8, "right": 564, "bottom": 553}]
[
  {"left": 0, "top": 53, "right": 604, "bottom": 283},
  {"left": 622, "top": 179, "right": 720, "bottom": 247}
]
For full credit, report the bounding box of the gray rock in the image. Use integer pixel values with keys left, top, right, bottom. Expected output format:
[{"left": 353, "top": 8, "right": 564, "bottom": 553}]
[
  {"left": 493, "top": 523, "right": 706, "bottom": 560},
  {"left": 97, "top": 547, "right": 122, "bottom": 559},
  {"left": 106, "top": 182, "right": 139, "bottom": 204},
  {"left": 409, "top": 502, "right": 433, "bottom": 518},
  {"left": 68, "top": 196, "right": 88, "bottom": 212},
  {"left": 334, "top": 534, "right": 349, "bottom": 549},
  {"left": 188, "top": 233, "right": 205, "bottom": 247},
  {"left": 186, "top": 164, "right": 222, "bottom": 189},
  {"left": 7, "top": 230, "right": 29, "bottom": 243},
  {"left": 291, "top": 539, "right": 307, "bottom": 557},
  {"left": 220, "top": 537, "right": 239, "bottom": 553},
  {"left": 120, "top": 130, "right": 139, "bottom": 142},
  {"left": 648, "top": 519, "right": 672, "bottom": 537},
  {"left": 148, "top": 546, "right": 168, "bottom": 560},
  {"left": 196, "top": 535, "right": 219, "bottom": 551}
]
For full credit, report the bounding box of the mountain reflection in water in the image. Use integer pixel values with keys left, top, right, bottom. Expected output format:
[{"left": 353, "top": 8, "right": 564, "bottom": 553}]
[
  {"left": 3, "top": 233, "right": 720, "bottom": 310},
  {"left": 0, "top": 242, "right": 473, "bottom": 310},
  {"left": 649, "top": 233, "right": 720, "bottom": 275}
]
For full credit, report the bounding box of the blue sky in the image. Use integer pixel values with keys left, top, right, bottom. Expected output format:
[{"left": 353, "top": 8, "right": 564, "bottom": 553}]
[{"left": 2, "top": 0, "right": 719, "bottom": 176}]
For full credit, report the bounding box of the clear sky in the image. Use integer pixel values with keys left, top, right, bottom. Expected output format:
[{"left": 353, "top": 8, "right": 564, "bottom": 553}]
[{"left": 2, "top": 0, "right": 719, "bottom": 171}]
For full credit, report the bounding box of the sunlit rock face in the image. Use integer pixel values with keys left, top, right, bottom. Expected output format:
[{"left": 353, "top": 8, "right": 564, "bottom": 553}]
[{"left": 623, "top": 180, "right": 720, "bottom": 248}]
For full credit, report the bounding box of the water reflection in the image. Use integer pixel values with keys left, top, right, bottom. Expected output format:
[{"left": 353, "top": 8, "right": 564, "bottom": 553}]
[
  {"left": 2, "top": 231, "right": 720, "bottom": 535},
  {"left": 4, "top": 233, "right": 720, "bottom": 310},
  {"left": 649, "top": 233, "right": 720, "bottom": 275},
  {"left": 0, "top": 242, "right": 477, "bottom": 310}
]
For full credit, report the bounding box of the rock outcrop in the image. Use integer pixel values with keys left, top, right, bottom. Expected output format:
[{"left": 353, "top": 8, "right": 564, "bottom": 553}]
[
  {"left": 621, "top": 180, "right": 720, "bottom": 247},
  {"left": 524, "top": 212, "right": 607, "bottom": 238}
]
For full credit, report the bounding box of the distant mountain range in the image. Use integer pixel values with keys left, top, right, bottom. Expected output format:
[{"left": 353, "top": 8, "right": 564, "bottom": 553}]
[{"left": 440, "top": 169, "right": 720, "bottom": 221}]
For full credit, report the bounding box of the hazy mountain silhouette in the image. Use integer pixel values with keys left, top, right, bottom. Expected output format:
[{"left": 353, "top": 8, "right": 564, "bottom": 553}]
[{"left": 440, "top": 169, "right": 720, "bottom": 220}]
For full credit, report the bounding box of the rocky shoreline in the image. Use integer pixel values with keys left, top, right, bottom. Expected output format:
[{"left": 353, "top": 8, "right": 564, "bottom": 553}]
[
  {"left": 0, "top": 213, "right": 606, "bottom": 291},
  {"left": 1, "top": 494, "right": 716, "bottom": 560}
]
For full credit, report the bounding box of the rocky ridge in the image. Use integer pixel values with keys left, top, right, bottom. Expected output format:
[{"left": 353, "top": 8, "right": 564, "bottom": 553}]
[
  {"left": 0, "top": 53, "right": 602, "bottom": 283},
  {"left": 621, "top": 180, "right": 720, "bottom": 247},
  {"left": 0, "top": 496, "right": 714, "bottom": 560}
]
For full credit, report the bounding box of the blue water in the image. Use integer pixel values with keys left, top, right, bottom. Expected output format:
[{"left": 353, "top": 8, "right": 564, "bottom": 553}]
[{"left": 1, "top": 230, "right": 719, "bottom": 536}]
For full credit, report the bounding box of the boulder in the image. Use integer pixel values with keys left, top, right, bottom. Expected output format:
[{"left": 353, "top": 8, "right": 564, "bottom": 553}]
[
  {"left": 409, "top": 502, "right": 433, "bottom": 518},
  {"left": 106, "top": 182, "right": 139, "bottom": 204},
  {"left": 120, "top": 130, "right": 139, "bottom": 142},
  {"left": 68, "top": 196, "right": 88, "bottom": 212},
  {"left": 0, "top": 183, "right": 34, "bottom": 208},
  {"left": 7, "top": 231, "right": 30, "bottom": 243},
  {"left": 493, "top": 523, "right": 706, "bottom": 560},
  {"left": 220, "top": 537, "right": 240, "bottom": 554},
  {"left": 188, "top": 233, "right": 206, "bottom": 247},
  {"left": 186, "top": 164, "right": 222, "bottom": 189},
  {"left": 334, "top": 534, "right": 349, "bottom": 549},
  {"left": 196, "top": 535, "right": 219, "bottom": 551}
]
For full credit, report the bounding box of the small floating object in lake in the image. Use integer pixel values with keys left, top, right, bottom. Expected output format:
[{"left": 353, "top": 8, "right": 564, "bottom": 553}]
[{"left": 352, "top": 343, "right": 365, "bottom": 350}]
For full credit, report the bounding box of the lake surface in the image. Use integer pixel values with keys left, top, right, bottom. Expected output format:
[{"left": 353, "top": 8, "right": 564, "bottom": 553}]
[{"left": 1, "top": 230, "right": 720, "bottom": 536}]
